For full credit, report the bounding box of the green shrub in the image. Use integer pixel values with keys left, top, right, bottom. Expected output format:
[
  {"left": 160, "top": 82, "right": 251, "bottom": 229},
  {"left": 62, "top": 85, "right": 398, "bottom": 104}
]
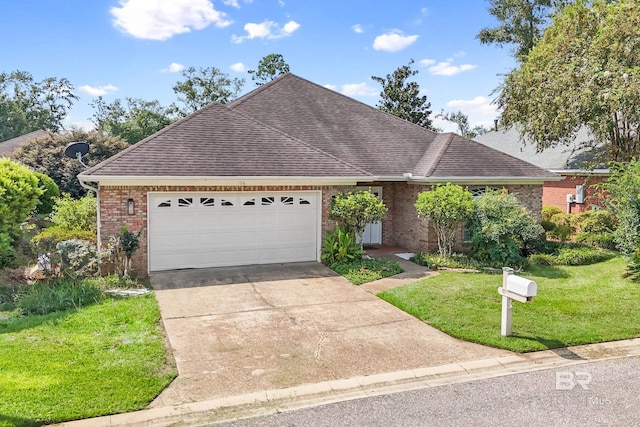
[
  {"left": 411, "top": 252, "right": 482, "bottom": 270},
  {"left": 547, "top": 224, "right": 573, "bottom": 243},
  {"left": 329, "top": 191, "right": 387, "bottom": 248},
  {"left": 575, "top": 210, "right": 616, "bottom": 234},
  {"left": 33, "top": 226, "right": 96, "bottom": 250},
  {"left": 541, "top": 220, "right": 556, "bottom": 232},
  {"left": 541, "top": 205, "right": 563, "bottom": 222},
  {"left": 624, "top": 248, "right": 640, "bottom": 282},
  {"left": 469, "top": 190, "right": 546, "bottom": 266},
  {"left": 550, "top": 213, "right": 576, "bottom": 230},
  {"left": 575, "top": 232, "right": 617, "bottom": 250},
  {"left": 555, "top": 247, "right": 616, "bottom": 266},
  {"left": 16, "top": 278, "right": 104, "bottom": 315},
  {"left": 33, "top": 172, "right": 60, "bottom": 215},
  {"left": 331, "top": 258, "right": 403, "bottom": 285},
  {"left": 57, "top": 240, "right": 98, "bottom": 278},
  {"left": 321, "top": 227, "right": 364, "bottom": 265},
  {"left": 528, "top": 253, "right": 559, "bottom": 266},
  {"left": 49, "top": 193, "right": 97, "bottom": 231}
]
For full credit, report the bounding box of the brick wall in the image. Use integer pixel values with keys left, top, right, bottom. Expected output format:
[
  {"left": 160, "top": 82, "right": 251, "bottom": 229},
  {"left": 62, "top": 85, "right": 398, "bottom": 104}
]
[
  {"left": 543, "top": 175, "right": 606, "bottom": 214},
  {"left": 99, "top": 182, "right": 545, "bottom": 276}
]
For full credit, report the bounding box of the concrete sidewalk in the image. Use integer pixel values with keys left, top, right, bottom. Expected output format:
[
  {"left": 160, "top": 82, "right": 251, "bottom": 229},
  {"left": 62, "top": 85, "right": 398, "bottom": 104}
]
[{"left": 56, "top": 338, "right": 640, "bottom": 427}]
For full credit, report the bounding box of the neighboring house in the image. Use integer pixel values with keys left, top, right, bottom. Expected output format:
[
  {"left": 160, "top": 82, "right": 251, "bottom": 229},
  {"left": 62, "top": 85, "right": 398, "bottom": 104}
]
[
  {"left": 0, "top": 130, "right": 49, "bottom": 157},
  {"left": 474, "top": 127, "right": 608, "bottom": 214},
  {"left": 79, "top": 74, "right": 558, "bottom": 275}
]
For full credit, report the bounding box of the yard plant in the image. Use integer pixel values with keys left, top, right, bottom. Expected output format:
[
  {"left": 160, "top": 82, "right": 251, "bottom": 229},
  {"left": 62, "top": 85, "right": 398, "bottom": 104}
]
[{"left": 379, "top": 257, "right": 640, "bottom": 352}]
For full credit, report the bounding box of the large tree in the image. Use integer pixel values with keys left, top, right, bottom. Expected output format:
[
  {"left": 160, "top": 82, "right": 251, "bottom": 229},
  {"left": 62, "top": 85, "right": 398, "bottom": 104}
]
[
  {"left": 438, "top": 110, "right": 490, "bottom": 138},
  {"left": 371, "top": 59, "right": 433, "bottom": 129},
  {"left": 498, "top": 0, "right": 640, "bottom": 162},
  {"left": 248, "top": 54, "right": 290, "bottom": 86},
  {"left": 172, "top": 66, "right": 245, "bottom": 113},
  {"left": 90, "top": 97, "right": 179, "bottom": 144},
  {"left": 13, "top": 129, "right": 129, "bottom": 198},
  {"left": 0, "top": 70, "right": 78, "bottom": 141},
  {"left": 477, "top": 0, "right": 570, "bottom": 62}
]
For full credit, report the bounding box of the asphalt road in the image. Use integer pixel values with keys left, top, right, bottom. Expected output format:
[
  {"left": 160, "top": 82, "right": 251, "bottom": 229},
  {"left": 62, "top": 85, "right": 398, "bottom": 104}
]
[{"left": 214, "top": 357, "right": 640, "bottom": 427}]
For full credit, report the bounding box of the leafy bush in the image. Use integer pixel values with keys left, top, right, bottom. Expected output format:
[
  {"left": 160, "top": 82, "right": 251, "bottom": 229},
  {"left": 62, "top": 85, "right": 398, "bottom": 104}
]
[
  {"left": 468, "top": 190, "right": 546, "bottom": 267},
  {"left": 12, "top": 129, "right": 129, "bottom": 197},
  {"left": 414, "top": 184, "right": 475, "bottom": 257},
  {"left": 0, "top": 158, "right": 42, "bottom": 267},
  {"left": 555, "top": 247, "right": 616, "bottom": 266},
  {"left": 331, "top": 258, "right": 403, "bottom": 285},
  {"left": 411, "top": 252, "right": 482, "bottom": 270},
  {"left": 541, "top": 220, "right": 556, "bottom": 232},
  {"left": 575, "top": 232, "right": 617, "bottom": 250},
  {"left": 574, "top": 210, "right": 616, "bottom": 234},
  {"left": 529, "top": 245, "right": 616, "bottom": 266},
  {"left": 321, "top": 227, "right": 364, "bottom": 265},
  {"left": 541, "top": 205, "right": 563, "bottom": 222},
  {"left": 547, "top": 224, "right": 573, "bottom": 243},
  {"left": 32, "top": 226, "right": 96, "bottom": 254},
  {"left": 16, "top": 278, "right": 103, "bottom": 315},
  {"left": 105, "top": 226, "right": 142, "bottom": 277},
  {"left": 602, "top": 160, "right": 640, "bottom": 254},
  {"left": 528, "top": 253, "right": 559, "bottom": 266},
  {"left": 550, "top": 213, "right": 576, "bottom": 230},
  {"left": 49, "top": 193, "right": 97, "bottom": 231},
  {"left": 56, "top": 239, "right": 98, "bottom": 278},
  {"left": 33, "top": 172, "right": 60, "bottom": 215},
  {"left": 624, "top": 248, "right": 640, "bottom": 282},
  {"left": 329, "top": 191, "right": 386, "bottom": 248}
]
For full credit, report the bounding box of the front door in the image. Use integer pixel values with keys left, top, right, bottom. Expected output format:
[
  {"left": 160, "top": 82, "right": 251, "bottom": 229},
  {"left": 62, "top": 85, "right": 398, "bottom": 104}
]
[{"left": 357, "top": 186, "right": 382, "bottom": 246}]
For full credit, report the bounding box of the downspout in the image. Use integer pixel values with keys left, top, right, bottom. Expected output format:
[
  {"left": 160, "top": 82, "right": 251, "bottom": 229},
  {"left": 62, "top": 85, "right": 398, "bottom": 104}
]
[{"left": 79, "top": 178, "right": 101, "bottom": 252}]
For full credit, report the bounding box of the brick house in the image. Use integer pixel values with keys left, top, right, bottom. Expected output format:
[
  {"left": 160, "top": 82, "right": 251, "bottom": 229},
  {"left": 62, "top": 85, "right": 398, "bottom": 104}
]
[
  {"left": 79, "top": 74, "right": 558, "bottom": 276},
  {"left": 474, "top": 127, "right": 608, "bottom": 214}
]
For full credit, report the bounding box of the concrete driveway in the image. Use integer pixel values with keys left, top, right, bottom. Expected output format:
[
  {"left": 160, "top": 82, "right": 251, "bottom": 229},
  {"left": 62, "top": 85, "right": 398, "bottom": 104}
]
[{"left": 150, "top": 262, "right": 509, "bottom": 407}]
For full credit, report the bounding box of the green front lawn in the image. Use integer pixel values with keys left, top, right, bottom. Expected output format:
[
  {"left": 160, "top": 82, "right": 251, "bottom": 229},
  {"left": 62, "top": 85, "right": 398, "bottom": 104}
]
[
  {"left": 379, "top": 257, "right": 640, "bottom": 352},
  {"left": 0, "top": 294, "right": 176, "bottom": 427}
]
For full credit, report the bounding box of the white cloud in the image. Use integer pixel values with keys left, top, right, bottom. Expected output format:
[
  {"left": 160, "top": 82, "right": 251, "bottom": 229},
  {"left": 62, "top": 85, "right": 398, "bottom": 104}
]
[
  {"left": 372, "top": 31, "right": 418, "bottom": 52},
  {"left": 419, "top": 58, "right": 436, "bottom": 67},
  {"left": 453, "top": 51, "right": 467, "bottom": 58},
  {"left": 352, "top": 24, "right": 364, "bottom": 34},
  {"left": 446, "top": 96, "right": 498, "bottom": 116},
  {"left": 340, "top": 82, "right": 377, "bottom": 97},
  {"left": 161, "top": 62, "right": 185, "bottom": 73},
  {"left": 278, "top": 0, "right": 285, "bottom": 6},
  {"left": 428, "top": 62, "right": 476, "bottom": 76},
  {"left": 230, "top": 62, "right": 246, "bottom": 72},
  {"left": 223, "top": 0, "right": 240, "bottom": 8},
  {"left": 232, "top": 20, "right": 300, "bottom": 43},
  {"left": 111, "top": 0, "right": 231, "bottom": 41},
  {"left": 78, "top": 84, "right": 119, "bottom": 97},
  {"left": 420, "top": 7, "right": 428, "bottom": 15},
  {"left": 324, "top": 82, "right": 377, "bottom": 97}
]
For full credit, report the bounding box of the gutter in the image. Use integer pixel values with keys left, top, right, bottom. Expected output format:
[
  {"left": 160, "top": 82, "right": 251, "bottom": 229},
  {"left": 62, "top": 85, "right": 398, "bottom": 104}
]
[{"left": 78, "top": 178, "right": 101, "bottom": 258}]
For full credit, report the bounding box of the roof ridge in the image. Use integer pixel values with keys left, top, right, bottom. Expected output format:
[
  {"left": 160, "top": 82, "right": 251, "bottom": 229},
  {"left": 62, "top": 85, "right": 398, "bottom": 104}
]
[
  {"left": 80, "top": 103, "right": 223, "bottom": 176},
  {"left": 227, "top": 105, "right": 372, "bottom": 177},
  {"left": 415, "top": 132, "right": 455, "bottom": 177},
  {"left": 228, "top": 73, "right": 291, "bottom": 108}
]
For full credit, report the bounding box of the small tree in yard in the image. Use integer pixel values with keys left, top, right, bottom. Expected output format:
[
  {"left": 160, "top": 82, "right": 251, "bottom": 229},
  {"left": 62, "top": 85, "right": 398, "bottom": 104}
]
[
  {"left": 330, "top": 191, "right": 387, "bottom": 249},
  {"left": 414, "top": 184, "right": 475, "bottom": 257}
]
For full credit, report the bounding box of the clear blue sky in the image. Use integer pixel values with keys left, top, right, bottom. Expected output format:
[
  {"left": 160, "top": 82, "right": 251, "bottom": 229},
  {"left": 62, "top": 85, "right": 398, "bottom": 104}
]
[{"left": 0, "top": 0, "right": 517, "bottom": 132}]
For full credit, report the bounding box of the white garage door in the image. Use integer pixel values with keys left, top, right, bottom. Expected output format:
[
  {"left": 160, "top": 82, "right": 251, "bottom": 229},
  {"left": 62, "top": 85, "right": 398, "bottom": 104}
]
[{"left": 148, "top": 192, "right": 320, "bottom": 271}]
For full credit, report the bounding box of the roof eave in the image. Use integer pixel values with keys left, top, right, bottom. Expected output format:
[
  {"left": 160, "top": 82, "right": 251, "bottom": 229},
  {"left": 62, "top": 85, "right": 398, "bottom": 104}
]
[
  {"left": 78, "top": 175, "right": 375, "bottom": 187},
  {"left": 549, "top": 169, "right": 610, "bottom": 176},
  {"left": 408, "top": 176, "right": 563, "bottom": 185}
]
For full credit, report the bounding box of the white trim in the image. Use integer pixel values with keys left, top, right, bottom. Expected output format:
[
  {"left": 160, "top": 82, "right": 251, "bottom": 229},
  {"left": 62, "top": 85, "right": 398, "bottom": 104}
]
[
  {"left": 80, "top": 176, "right": 371, "bottom": 187},
  {"left": 408, "top": 176, "right": 562, "bottom": 184},
  {"left": 549, "top": 169, "right": 610, "bottom": 176}
]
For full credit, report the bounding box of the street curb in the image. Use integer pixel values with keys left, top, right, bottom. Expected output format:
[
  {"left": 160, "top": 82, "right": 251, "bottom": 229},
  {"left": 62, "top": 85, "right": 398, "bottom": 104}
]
[{"left": 55, "top": 338, "right": 640, "bottom": 427}]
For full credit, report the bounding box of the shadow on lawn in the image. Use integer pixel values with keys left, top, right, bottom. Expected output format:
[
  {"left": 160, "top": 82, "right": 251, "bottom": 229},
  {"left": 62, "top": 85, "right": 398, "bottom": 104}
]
[
  {"left": 0, "top": 308, "right": 75, "bottom": 335},
  {"left": 527, "top": 265, "right": 570, "bottom": 280},
  {"left": 514, "top": 335, "right": 587, "bottom": 358},
  {"left": 0, "top": 413, "right": 39, "bottom": 427}
]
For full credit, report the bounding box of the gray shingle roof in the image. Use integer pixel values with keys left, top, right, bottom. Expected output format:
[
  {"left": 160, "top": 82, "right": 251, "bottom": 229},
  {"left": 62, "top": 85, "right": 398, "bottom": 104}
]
[
  {"left": 473, "top": 126, "right": 603, "bottom": 171},
  {"left": 0, "top": 130, "right": 49, "bottom": 157},
  {"left": 83, "top": 73, "right": 557, "bottom": 181}
]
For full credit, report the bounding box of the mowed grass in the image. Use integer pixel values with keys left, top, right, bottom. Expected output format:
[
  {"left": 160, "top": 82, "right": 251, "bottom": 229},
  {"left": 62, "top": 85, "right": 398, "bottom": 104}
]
[
  {"left": 379, "top": 257, "right": 640, "bottom": 352},
  {"left": 0, "top": 295, "right": 176, "bottom": 427}
]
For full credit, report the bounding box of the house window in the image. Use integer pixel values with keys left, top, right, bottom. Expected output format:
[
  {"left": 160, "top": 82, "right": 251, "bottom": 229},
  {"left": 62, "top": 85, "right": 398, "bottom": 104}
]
[
  {"left": 157, "top": 200, "right": 171, "bottom": 208},
  {"left": 243, "top": 199, "right": 256, "bottom": 206},
  {"left": 221, "top": 199, "right": 234, "bottom": 206},
  {"left": 261, "top": 197, "right": 275, "bottom": 206},
  {"left": 281, "top": 196, "right": 294, "bottom": 205},
  {"left": 200, "top": 197, "right": 215, "bottom": 207},
  {"left": 178, "top": 198, "right": 193, "bottom": 207},
  {"left": 299, "top": 198, "right": 311, "bottom": 205}
]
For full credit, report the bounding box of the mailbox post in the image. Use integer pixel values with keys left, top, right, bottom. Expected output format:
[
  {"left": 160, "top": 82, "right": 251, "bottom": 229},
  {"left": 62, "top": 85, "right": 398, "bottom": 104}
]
[{"left": 498, "top": 267, "right": 537, "bottom": 336}]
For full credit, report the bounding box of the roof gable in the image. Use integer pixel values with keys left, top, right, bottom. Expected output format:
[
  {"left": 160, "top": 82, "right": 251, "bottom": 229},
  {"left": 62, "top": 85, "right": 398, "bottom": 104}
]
[{"left": 83, "top": 102, "right": 369, "bottom": 178}]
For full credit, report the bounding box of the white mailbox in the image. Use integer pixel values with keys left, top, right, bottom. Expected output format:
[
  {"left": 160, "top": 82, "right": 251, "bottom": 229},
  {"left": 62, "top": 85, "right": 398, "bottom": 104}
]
[{"left": 506, "top": 275, "right": 537, "bottom": 299}]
